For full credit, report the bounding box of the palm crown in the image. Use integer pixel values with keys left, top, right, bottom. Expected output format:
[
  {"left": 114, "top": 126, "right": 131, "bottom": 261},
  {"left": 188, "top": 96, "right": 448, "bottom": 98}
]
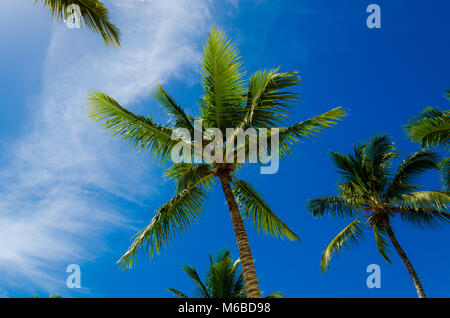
[
  {"left": 167, "top": 249, "right": 283, "bottom": 298},
  {"left": 88, "top": 27, "right": 346, "bottom": 297},
  {"left": 36, "top": 0, "right": 120, "bottom": 46},
  {"left": 308, "top": 134, "right": 450, "bottom": 297}
]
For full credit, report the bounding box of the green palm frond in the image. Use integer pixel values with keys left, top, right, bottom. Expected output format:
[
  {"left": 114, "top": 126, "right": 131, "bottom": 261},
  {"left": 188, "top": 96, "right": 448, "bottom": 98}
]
[
  {"left": 167, "top": 288, "right": 189, "bottom": 298},
  {"left": 200, "top": 26, "right": 245, "bottom": 131},
  {"left": 231, "top": 178, "right": 299, "bottom": 241},
  {"left": 338, "top": 181, "right": 372, "bottom": 201},
  {"left": 276, "top": 107, "right": 347, "bottom": 157},
  {"left": 170, "top": 249, "right": 247, "bottom": 298},
  {"left": 165, "top": 164, "right": 214, "bottom": 192},
  {"left": 88, "top": 91, "right": 182, "bottom": 162},
  {"left": 230, "top": 259, "right": 246, "bottom": 298},
  {"left": 404, "top": 106, "right": 450, "bottom": 148},
  {"left": 207, "top": 250, "right": 245, "bottom": 298},
  {"left": 321, "top": 218, "right": 365, "bottom": 272},
  {"left": 372, "top": 223, "right": 391, "bottom": 263},
  {"left": 153, "top": 83, "right": 195, "bottom": 133},
  {"left": 308, "top": 196, "right": 358, "bottom": 218},
  {"left": 329, "top": 148, "right": 362, "bottom": 185},
  {"left": 264, "top": 291, "right": 285, "bottom": 298},
  {"left": 330, "top": 134, "right": 396, "bottom": 194},
  {"left": 385, "top": 149, "right": 440, "bottom": 199},
  {"left": 439, "top": 157, "right": 450, "bottom": 191},
  {"left": 242, "top": 69, "right": 300, "bottom": 128},
  {"left": 36, "top": 0, "right": 120, "bottom": 46},
  {"left": 365, "top": 134, "right": 397, "bottom": 173},
  {"left": 183, "top": 265, "right": 210, "bottom": 298},
  {"left": 360, "top": 134, "right": 397, "bottom": 193},
  {"left": 118, "top": 186, "right": 206, "bottom": 269},
  {"left": 392, "top": 191, "right": 450, "bottom": 229}
]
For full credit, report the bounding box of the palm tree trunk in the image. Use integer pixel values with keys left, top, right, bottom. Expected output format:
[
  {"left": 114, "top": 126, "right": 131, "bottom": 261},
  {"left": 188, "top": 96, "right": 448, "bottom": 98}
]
[
  {"left": 384, "top": 223, "right": 426, "bottom": 298},
  {"left": 219, "top": 174, "right": 262, "bottom": 298}
]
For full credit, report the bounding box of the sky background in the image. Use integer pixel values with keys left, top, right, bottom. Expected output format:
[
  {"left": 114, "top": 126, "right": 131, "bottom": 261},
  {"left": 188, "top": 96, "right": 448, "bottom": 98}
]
[{"left": 0, "top": 0, "right": 449, "bottom": 298}]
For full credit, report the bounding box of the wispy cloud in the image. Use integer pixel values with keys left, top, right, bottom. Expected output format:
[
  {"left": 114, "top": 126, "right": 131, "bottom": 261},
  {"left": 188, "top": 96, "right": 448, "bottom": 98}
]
[{"left": 0, "top": 0, "right": 211, "bottom": 296}]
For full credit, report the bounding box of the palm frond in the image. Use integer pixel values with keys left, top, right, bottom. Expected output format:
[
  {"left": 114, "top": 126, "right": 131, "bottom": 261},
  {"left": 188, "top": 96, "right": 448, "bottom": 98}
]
[
  {"left": 167, "top": 288, "right": 189, "bottom": 298},
  {"left": 88, "top": 91, "right": 181, "bottom": 162},
  {"left": 404, "top": 106, "right": 450, "bottom": 148},
  {"left": 330, "top": 134, "right": 396, "bottom": 195},
  {"left": 164, "top": 164, "right": 214, "bottom": 192},
  {"left": 200, "top": 26, "right": 245, "bottom": 131},
  {"left": 365, "top": 134, "right": 397, "bottom": 176},
  {"left": 118, "top": 186, "right": 206, "bottom": 269},
  {"left": 231, "top": 178, "right": 299, "bottom": 241},
  {"left": 276, "top": 107, "right": 347, "bottom": 157},
  {"left": 338, "top": 181, "right": 372, "bottom": 201},
  {"left": 265, "top": 291, "right": 285, "bottom": 298},
  {"left": 183, "top": 265, "right": 210, "bottom": 298},
  {"left": 439, "top": 157, "right": 450, "bottom": 191},
  {"left": 385, "top": 149, "right": 440, "bottom": 199},
  {"left": 308, "top": 196, "right": 358, "bottom": 218},
  {"left": 392, "top": 191, "right": 450, "bottom": 229},
  {"left": 36, "top": 0, "right": 120, "bottom": 46},
  {"left": 153, "top": 83, "right": 194, "bottom": 133},
  {"left": 372, "top": 223, "right": 391, "bottom": 263},
  {"left": 320, "top": 218, "right": 365, "bottom": 272},
  {"left": 207, "top": 250, "right": 244, "bottom": 298},
  {"left": 242, "top": 69, "right": 300, "bottom": 128}
]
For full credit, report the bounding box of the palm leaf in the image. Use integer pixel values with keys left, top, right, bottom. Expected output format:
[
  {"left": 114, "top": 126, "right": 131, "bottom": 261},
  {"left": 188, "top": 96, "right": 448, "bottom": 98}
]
[
  {"left": 320, "top": 218, "right": 365, "bottom": 272},
  {"left": 118, "top": 185, "right": 206, "bottom": 269},
  {"left": 308, "top": 196, "right": 358, "bottom": 218},
  {"left": 164, "top": 164, "right": 214, "bottom": 192},
  {"left": 391, "top": 191, "right": 450, "bottom": 229},
  {"left": 183, "top": 265, "right": 210, "bottom": 298},
  {"left": 200, "top": 26, "right": 245, "bottom": 131},
  {"left": 153, "top": 83, "right": 194, "bottom": 133},
  {"left": 265, "top": 291, "right": 285, "bottom": 298},
  {"left": 88, "top": 91, "right": 182, "bottom": 162},
  {"left": 36, "top": 0, "right": 120, "bottom": 46},
  {"left": 231, "top": 178, "right": 299, "bottom": 241},
  {"left": 276, "top": 107, "right": 347, "bottom": 157},
  {"left": 404, "top": 106, "right": 450, "bottom": 148},
  {"left": 167, "top": 288, "right": 189, "bottom": 298},
  {"left": 372, "top": 223, "right": 391, "bottom": 263},
  {"left": 439, "top": 157, "right": 450, "bottom": 191},
  {"left": 330, "top": 134, "right": 396, "bottom": 195},
  {"left": 242, "top": 69, "right": 300, "bottom": 128},
  {"left": 385, "top": 149, "right": 440, "bottom": 199}
]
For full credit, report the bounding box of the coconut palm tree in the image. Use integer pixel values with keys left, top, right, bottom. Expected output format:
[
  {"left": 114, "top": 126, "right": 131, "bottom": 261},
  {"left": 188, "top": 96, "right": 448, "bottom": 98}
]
[
  {"left": 35, "top": 0, "right": 120, "bottom": 46},
  {"left": 404, "top": 90, "right": 450, "bottom": 189},
  {"left": 168, "top": 249, "right": 283, "bottom": 298},
  {"left": 88, "top": 26, "right": 346, "bottom": 297},
  {"left": 308, "top": 134, "right": 450, "bottom": 298}
]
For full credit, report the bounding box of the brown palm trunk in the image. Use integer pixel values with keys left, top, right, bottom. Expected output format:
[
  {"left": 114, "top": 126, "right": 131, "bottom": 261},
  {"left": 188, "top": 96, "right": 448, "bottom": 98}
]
[
  {"left": 384, "top": 222, "right": 426, "bottom": 298},
  {"left": 219, "top": 174, "right": 262, "bottom": 298}
]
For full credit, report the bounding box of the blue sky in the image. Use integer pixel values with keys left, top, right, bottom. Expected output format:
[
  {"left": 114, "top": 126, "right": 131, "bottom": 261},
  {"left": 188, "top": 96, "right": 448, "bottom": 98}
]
[{"left": 0, "top": 0, "right": 449, "bottom": 298}]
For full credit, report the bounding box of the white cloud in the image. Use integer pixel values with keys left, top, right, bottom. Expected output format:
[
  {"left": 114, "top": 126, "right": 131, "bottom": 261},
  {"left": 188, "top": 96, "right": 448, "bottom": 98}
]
[{"left": 0, "top": 0, "right": 211, "bottom": 296}]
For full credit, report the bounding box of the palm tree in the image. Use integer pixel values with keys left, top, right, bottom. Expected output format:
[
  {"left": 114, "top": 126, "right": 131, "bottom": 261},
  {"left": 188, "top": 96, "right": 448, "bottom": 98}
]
[
  {"left": 308, "top": 134, "right": 450, "bottom": 298},
  {"left": 168, "top": 249, "right": 283, "bottom": 298},
  {"left": 35, "top": 0, "right": 120, "bottom": 46},
  {"left": 404, "top": 90, "right": 450, "bottom": 189},
  {"left": 88, "top": 26, "right": 346, "bottom": 297}
]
